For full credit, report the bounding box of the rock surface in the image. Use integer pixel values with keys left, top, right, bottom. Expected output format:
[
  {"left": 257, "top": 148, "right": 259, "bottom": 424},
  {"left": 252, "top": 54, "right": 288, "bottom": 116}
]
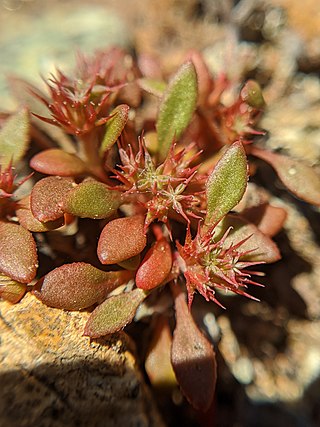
[{"left": 0, "top": 293, "right": 165, "bottom": 427}]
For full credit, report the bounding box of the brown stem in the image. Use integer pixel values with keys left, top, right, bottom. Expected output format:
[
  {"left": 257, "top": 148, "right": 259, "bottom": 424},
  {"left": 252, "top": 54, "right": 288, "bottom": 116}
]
[{"left": 78, "top": 132, "right": 108, "bottom": 183}]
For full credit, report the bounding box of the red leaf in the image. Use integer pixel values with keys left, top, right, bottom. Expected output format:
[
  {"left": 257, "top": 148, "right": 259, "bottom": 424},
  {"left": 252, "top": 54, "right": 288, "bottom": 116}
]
[
  {"left": 97, "top": 215, "right": 146, "bottom": 264},
  {"left": 136, "top": 238, "right": 172, "bottom": 290},
  {"left": 251, "top": 147, "right": 320, "bottom": 206},
  {"left": 33, "top": 262, "right": 133, "bottom": 310},
  {"left": 30, "top": 149, "right": 87, "bottom": 176},
  {"left": 16, "top": 195, "right": 64, "bottom": 232},
  {"left": 171, "top": 285, "right": 217, "bottom": 412},
  {"left": 84, "top": 288, "right": 147, "bottom": 338},
  {"left": 30, "top": 176, "right": 74, "bottom": 222},
  {"left": 0, "top": 221, "right": 38, "bottom": 283}
]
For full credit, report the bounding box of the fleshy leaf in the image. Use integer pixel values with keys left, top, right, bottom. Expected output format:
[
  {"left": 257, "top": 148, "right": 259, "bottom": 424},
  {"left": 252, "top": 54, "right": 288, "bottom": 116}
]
[
  {"left": 145, "top": 315, "right": 177, "bottom": 388},
  {"left": 171, "top": 285, "right": 217, "bottom": 412},
  {"left": 0, "top": 221, "right": 38, "bottom": 283},
  {"left": 0, "top": 273, "right": 27, "bottom": 303},
  {"left": 97, "top": 215, "right": 146, "bottom": 264},
  {"left": 136, "top": 238, "right": 172, "bottom": 290},
  {"left": 251, "top": 147, "right": 320, "bottom": 206},
  {"left": 205, "top": 142, "right": 248, "bottom": 226},
  {"left": 0, "top": 109, "right": 30, "bottom": 167},
  {"left": 63, "top": 180, "right": 121, "bottom": 219},
  {"left": 138, "top": 78, "right": 166, "bottom": 97},
  {"left": 84, "top": 288, "right": 147, "bottom": 338},
  {"left": 30, "top": 149, "right": 87, "bottom": 176},
  {"left": 185, "top": 50, "right": 212, "bottom": 105},
  {"left": 30, "top": 176, "right": 74, "bottom": 222},
  {"left": 156, "top": 61, "right": 198, "bottom": 161},
  {"left": 241, "top": 203, "right": 287, "bottom": 237},
  {"left": 240, "top": 80, "right": 265, "bottom": 109},
  {"left": 215, "top": 214, "right": 281, "bottom": 263},
  {"left": 17, "top": 195, "right": 64, "bottom": 232},
  {"left": 117, "top": 254, "right": 141, "bottom": 271},
  {"left": 33, "top": 262, "right": 133, "bottom": 310},
  {"left": 99, "top": 105, "right": 129, "bottom": 156}
]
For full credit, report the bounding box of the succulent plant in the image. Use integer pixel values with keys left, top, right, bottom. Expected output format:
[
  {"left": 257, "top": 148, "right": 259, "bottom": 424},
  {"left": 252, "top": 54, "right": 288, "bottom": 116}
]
[{"left": 1, "top": 47, "right": 319, "bottom": 412}]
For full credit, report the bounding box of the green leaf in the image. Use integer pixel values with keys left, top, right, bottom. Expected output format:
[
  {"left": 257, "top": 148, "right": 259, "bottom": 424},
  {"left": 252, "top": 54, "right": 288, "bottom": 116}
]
[
  {"left": 99, "top": 105, "right": 129, "bottom": 156},
  {"left": 30, "top": 149, "right": 87, "bottom": 176},
  {"left": 240, "top": 80, "right": 265, "bottom": 109},
  {"left": 0, "top": 109, "right": 30, "bottom": 167},
  {"left": 171, "top": 285, "right": 217, "bottom": 412},
  {"left": 205, "top": 142, "right": 248, "bottom": 226},
  {"left": 156, "top": 61, "right": 198, "bottom": 161},
  {"left": 33, "top": 262, "right": 133, "bottom": 310},
  {"left": 0, "top": 221, "right": 38, "bottom": 283},
  {"left": 138, "top": 78, "right": 166, "bottom": 97},
  {"left": 251, "top": 147, "right": 320, "bottom": 206},
  {"left": 63, "top": 180, "right": 121, "bottom": 219},
  {"left": 84, "top": 288, "right": 147, "bottom": 338}
]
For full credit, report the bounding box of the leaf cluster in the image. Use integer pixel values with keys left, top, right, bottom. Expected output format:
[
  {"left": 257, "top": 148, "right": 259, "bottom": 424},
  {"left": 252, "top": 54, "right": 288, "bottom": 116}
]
[{"left": 1, "top": 47, "right": 319, "bottom": 412}]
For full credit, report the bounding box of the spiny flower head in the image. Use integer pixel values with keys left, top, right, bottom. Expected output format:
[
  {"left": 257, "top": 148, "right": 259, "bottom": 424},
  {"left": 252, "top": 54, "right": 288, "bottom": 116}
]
[
  {"left": 112, "top": 138, "right": 205, "bottom": 227},
  {"left": 32, "top": 48, "right": 136, "bottom": 136},
  {"left": 177, "top": 224, "right": 264, "bottom": 308}
]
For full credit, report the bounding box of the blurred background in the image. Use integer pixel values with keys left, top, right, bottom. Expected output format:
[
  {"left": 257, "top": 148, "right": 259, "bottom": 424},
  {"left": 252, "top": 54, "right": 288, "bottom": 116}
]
[{"left": 1, "top": 1, "right": 320, "bottom": 426}]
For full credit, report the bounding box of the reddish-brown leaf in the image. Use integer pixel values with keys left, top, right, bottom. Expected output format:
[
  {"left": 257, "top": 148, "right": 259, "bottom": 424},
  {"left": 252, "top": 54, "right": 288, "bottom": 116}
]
[
  {"left": 84, "top": 288, "right": 147, "bottom": 338},
  {"left": 33, "top": 262, "right": 133, "bottom": 311},
  {"left": 216, "top": 214, "right": 281, "bottom": 263},
  {"left": 30, "top": 149, "right": 87, "bottom": 176},
  {"left": 241, "top": 203, "right": 287, "bottom": 237},
  {"left": 16, "top": 195, "right": 64, "bottom": 232},
  {"left": 136, "top": 238, "right": 172, "bottom": 290},
  {"left": 97, "top": 215, "right": 146, "bottom": 264},
  {"left": 171, "top": 285, "right": 217, "bottom": 412},
  {"left": 251, "top": 147, "right": 320, "bottom": 206},
  {"left": 0, "top": 221, "right": 38, "bottom": 283},
  {"left": 30, "top": 176, "right": 74, "bottom": 222}
]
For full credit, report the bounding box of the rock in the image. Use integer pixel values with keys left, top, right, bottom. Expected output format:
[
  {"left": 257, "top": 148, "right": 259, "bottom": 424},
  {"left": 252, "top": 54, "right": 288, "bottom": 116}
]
[{"left": 0, "top": 293, "right": 165, "bottom": 427}]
